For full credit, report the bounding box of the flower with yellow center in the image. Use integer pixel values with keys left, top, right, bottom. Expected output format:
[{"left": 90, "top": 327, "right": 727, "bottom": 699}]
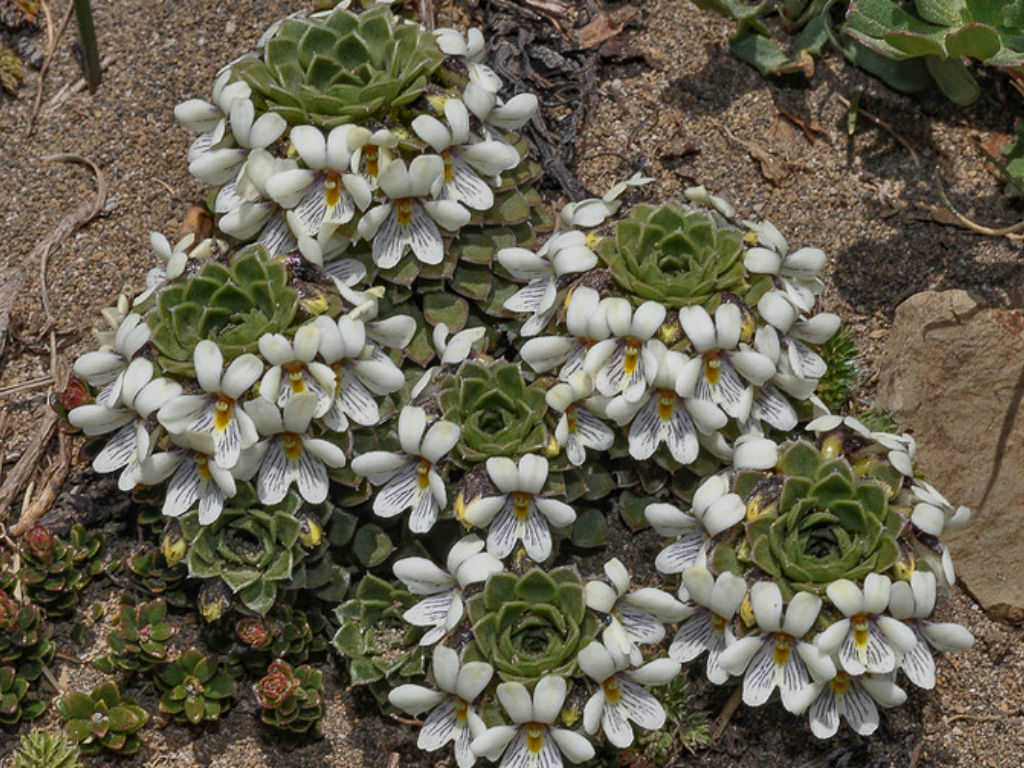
[
  {"left": 413, "top": 98, "right": 520, "bottom": 211},
  {"left": 469, "top": 676, "right": 595, "bottom": 767},
  {"left": 584, "top": 298, "right": 667, "bottom": 404},
  {"left": 258, "top": 326, "right": 336, "bottom": 419},
  {"left": 389, "top": 645, "right": 495, "bottom": 768},
  {"left": 72, "top": 312, "right": 151, "bottom": 409},
  {"left": 156, "top": 340, "right": 263, "bottom": 470},
  {"left": 391, "top": 535, "right": 503, "bottom": 646},
  {"left": 718, "top": 583, "right": 836, "bottom": 713},
  {"left": 351, "top": 405, "right": 461, "bottom": 533},
  {"left": 813, "top": 574, "right": 918, "bottom": 677},
  {"left": 356, "top": 155, "right": 471, "bottom": 269},
  {"left": 676, "top": 302, "right": 776, "bottom": 423},
  {"left": 519, "top": 287, "right": 610, "bottom": 382},
  {"left": 794, "top": 667, "right": 907, "bottom": 738},
  {"left": 239, "top": 393, "right": 346, "bottom": 505},
  {"left": 463, "top": 454, "right": 576, "bottom": 563},
  {"left": 584, "top": 558, "right": 688, "bottom": 668},
  {"left": 544, "top": 371, "right": 614, "bottom": 467},
  {"left": 577, "top": 639, "right": 679, "bottom": 748},
  {"left": 668, "top": 566, "right": 748, "bottom": 685},
  {"left": 498, "top": 230, "right": 599, "bottom": 338},
  {"left": 139, "top": 431, "right": 237, "bottom": 525}
]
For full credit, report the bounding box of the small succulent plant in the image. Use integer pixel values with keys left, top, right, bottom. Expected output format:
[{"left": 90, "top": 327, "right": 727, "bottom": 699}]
[
  {"left": 464, "top": 567, "right": 598, "bottom": 685},
  {"left": 10, "top": 728, "right": 83, "bottom": 768},
  {"left": 230, "top": 605, "right": 330, "bottom": 676},
  {"left": 598, "top": 201, "right": 762, "bottom": 309},
  {"left": 181, "top": 485, "right": 316, "bottom": 615},
  {"left": 254, "top": 659, "right": 324, "bottom": 738},
  {"left": 0, "top": 664, "right": 45, "bottom": 725},
  {"left": 18, "top": 524, "right": 105, "bottom": 618},
  {"left": 126, "top": 548, "right": 190, "bottom": 608},
  {"left": 156, "top": 648, "right": 237, "bottom": 724},
  {"left": 56, "top": 680, "right": 148, "bottom": 755},
  {"left": 331, "top": 574, "right": 426, "bottom": 697},
  {"left": 0, "top": 589, "right": 56, "bottom": 683},
  {"left": 435, "top": 359, "right": 549, "bottom": 463},
  {"left": 92, "top": 598, "right": 177, "bottom": 676},
  {"left": 143, "top": 244, "right": 299, "bottom": 375}
]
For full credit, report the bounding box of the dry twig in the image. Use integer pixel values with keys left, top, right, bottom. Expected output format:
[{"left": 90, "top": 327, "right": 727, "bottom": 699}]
[
  {"left": 711, "top": 686, "right": 743, "bottom": 741},
  {"left": 835, "top": 94, "right": 921, "bottom": 169},
  {"left": 27, "top": 0, "right": 76, "bottom": 137},
  {"left": 0, "top": 376, "right": 54, "bottom": 400},
  {"left": 933, "top": 168, "right": 1024, "bottom": 238},
  {"left": 0, "top": 407, "right": 56, "bottom": 526}
]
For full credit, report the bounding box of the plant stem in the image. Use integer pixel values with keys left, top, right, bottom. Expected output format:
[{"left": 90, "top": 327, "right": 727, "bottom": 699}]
[{"left": 73, "top": 0, "right": 101, "bottom": 93}]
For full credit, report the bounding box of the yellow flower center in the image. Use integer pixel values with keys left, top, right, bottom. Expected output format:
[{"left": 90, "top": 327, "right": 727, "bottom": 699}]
[
  {"left": 282, "top": 432, "right": 302, "bottom": 461},
  {"left": 525, "top": 723, "right": 545, "bottom": 754},
  {"left": 623, "top": 339, "right": 641, "bottom": 376},
  {"left": 565, "top": 405, "right": 577, "bottom": 434},
  {"left": 455, "top": 697, "right": 469, "bottom": 724},
  {"left": 365, "top": 145, "right": 379, "bottom": 178},
  {"left": 196, "top": 453, "right": 211, "bottom": 481},
  {"left": 773, "top": 633, "right": 792, "bottom": 666},
  {"left": 657, "top": 389, "right": 675, "bottom": 421},
  {"left": 710, "top": 613, "right": 727, "bottom": 634},
  {"left": 703, "top": 350, "right": 721, "bottom": 386},
  {"left": 324, "top": 170, "right": 341, "bottom": 208},
  {"left": 602, "top": 676, "right": 621, "bottom": 704},
  {"left": 831, "top": 671, "right": 850, "bottom": 695},
  {"left": 852, "top": 614, "right": 869, "bottom": 661},
  {"left": 285, "top": 362, "right": 307, "bottom": 394},
  {"left": 417, "top": 459, "right": 431, "bottom": 490},
  {"left": 396, "top": 198, "right": 414, "bottom": 227},
  {"left": 512, "top": 492, "right": 532, "bottom": 521},
  {"left": 442, "top": 150, "right": 454, "bottom": 182},
  {"left": 214, "top": 395, "right": 234, "bottom": 431}
]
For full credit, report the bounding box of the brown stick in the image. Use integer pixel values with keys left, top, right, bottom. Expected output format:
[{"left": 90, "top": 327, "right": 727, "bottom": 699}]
[
  {"left": 26, "top": 0, "right": 76, "bottom": 138},
  {"left": 416, "top": 0, "right": 434, "bottom": 31},
  {"left": 932, "top": 168, "right": 1024, "bottom": 238},
  {"left": 0, "top": 406, "right": 57, "bottom": 526},
  {"left": 711, "top": 686, "right": 743, "bottom": 741}
]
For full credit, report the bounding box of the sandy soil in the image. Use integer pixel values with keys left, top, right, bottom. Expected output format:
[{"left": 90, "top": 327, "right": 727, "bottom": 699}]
[{"left": 1, "top": 0, "right": 1022, "bottom": 766}]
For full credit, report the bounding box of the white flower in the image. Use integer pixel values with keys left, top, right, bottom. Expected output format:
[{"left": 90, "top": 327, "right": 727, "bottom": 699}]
[
  {"left": 519, "top": 287, "right": 610, "bottom": 380},
  {"left": 349, "top": 127, "right": 398, "bottom": 186},
  {"left": 410, "top": 323, "right": 487, "bottom": 399},
  {"left": 258, "top": 326, "right": 336, "bottom": 418},
  {"left": 390, "top": 645, "right": 494, "bottom": 768},
  {"left": 560, "top": 172, "right": 652, "bottom": 229},
  {"left": 215, "top": 148, "right": 297, "bottom": 239},
  {"left": 718, "top": 583, "right": 836, "bottom": 712},
  {"left": 133, "top": 232, "right": 194, "bottom": 307},
  {"left": 731, "top": 434, "right": 779, "bottom": 470},
  {"left": 470, "top": 676, "right": 595, "bottom": 767},
  {"left": 606, "top": 342, "right": 727, "bottom": 464},
  {"left": 351, "top": 406, "right": 460, "bottom": 533},
  {"left": 887, "top": 570, "right": 974, "bottom": 689},
  {"left": 585, "top": 558, "right": 687, "bottom": 667},
  {"left": 585, "top": 299, "right": 667, "bottom": 403},
  {"left": 498, "top": 230, "right": 598, "bottom": 337},
  {"left": 138, "top": 432, "right": 236, "bottom": 524},
  {"left": 795, "top": 670, "right": 906, "bottom": 738},
  {"left": 743, "top": 222, "right": 828, "bottom": 313},
  {"left": 909, "top": 479, "right": 971, "bottom": 537},
  {"left": 668, "top": 566, "right": 747, "bottom": 684},
  {"left": 157, "top": 341, "right": 262, "bottom": 469},
  {"left": 645, "top": 474, "right": 745, "bottom": 574},
  {"left": 312, "top": 314, "right": 405, "bottom": 430},
  {"left": 239, "top": 394, "right": 346, "bottom": 505},
  {"left": 176, "top": 69, "right": 253, "bottom": 184},
  {"left": 392, "top": 535, "right": 503, "bottom": 645},
  {"left": 544, "top": 372, "right": 614, "bottom": 467},
  {"left": 357, "top": 155, "right": 471, "bottom": 268},
  {"left": 814, "top": 575, "right": 918, "bottom": 676},
  {"left": 435, "top": 27, "right": 486, "bottom": 60},
  {"left": 69, "top": 358, "right": 181, "bottom": 491},
  {"left": 578, "top": 639, "right": 680, "bottom": 748},
  {"left": 264, "top": 124, "right": 373, "bottom": 265},
  {"left": 413, "top": 99, "right": 520, "bottom": 210},
  {"left": 684, "top": 185, "right": 736, "bottom": 218},
  {"left": 755, "top": 291, "right": 838, "bottom": 381},
  {"left": 676, "top": 303, "right": 775, "bottom": 421},
  {"left": 462, "top": 85, "right": 538, "bottom": 133},
  {"left": 72, "top": 313, "right": 151, "bottom": 408},
  {"left": 463, "top": 455, "right": 576, "bottom": 563}
]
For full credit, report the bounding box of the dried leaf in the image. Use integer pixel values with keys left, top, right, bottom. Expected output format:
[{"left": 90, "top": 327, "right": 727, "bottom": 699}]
[{"left": 574, "top": 7, "right": 639, "bottom": 50}]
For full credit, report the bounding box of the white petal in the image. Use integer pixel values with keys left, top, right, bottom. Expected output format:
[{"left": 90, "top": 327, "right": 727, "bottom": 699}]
[
  {"left": 750, "top": 581, "right": 783, "bottom": 632},
  {"left": 782, "top": 591, "right": 822, "bottom": 638},
  {"left": 389, "top": 684, "right": 445, "bottom": 716},
  {"left": 496, "top": 682, "right": 532, "bottom": 724},
  {"left": 550, "top": 728, "right": 595, "bottom": 762},
  {"left": 577, "top": 640, "right": 616, "bottom": 683},
  {"left": 532, "top": 675, "right": 567, "bottom": 724}
]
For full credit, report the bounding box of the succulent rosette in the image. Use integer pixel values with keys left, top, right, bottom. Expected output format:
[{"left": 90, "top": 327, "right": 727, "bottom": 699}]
[
  {"left": 464, "top": 568, "right": 598, "bottom": 685},
  {"left": 255, "top": 660, "right": 324, "bottom": 737}
]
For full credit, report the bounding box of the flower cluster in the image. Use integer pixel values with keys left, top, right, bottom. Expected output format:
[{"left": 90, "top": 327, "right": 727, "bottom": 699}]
[{"left": 60, "top": 3, "right": 976, "bottom": 764}]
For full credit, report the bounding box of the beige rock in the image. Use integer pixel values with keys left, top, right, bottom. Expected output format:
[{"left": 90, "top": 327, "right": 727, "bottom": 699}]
[{"left": 877, "top": 290, "right": 1024, "bottom": 616}]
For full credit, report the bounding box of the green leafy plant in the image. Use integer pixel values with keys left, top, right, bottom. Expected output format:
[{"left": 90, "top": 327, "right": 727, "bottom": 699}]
[
  {"left": 631, "top": 676, "right": 710, "bottom": 765},
  {"left": 156, "top": 648, "right": 237, "bottom": 724},
  {"left": 92, "top": 598, "right": 177, "bottom": 676},
  {"left": 56, "top": 680, "right": 148, "bottom": 755},
  {"left": 18, "top": 525, "right": 105, "bottom": 618},
  {"left": 464, "top": 567, "right": 598, "bottom": 685},
  {"left": 10, "top": 728, "right": 83, "bottom": 768},
  {"left": 0, "top": 589, "right": 56, "bottom": 683},
  {"left": 254, "top": 659, "right": 324, "bottom": 738},
  {"left": 0, "top": 664, "right": 45, "bottom": 725},
  {"left": 815, "top": 325, "right": 859, "bottom": 411}
]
